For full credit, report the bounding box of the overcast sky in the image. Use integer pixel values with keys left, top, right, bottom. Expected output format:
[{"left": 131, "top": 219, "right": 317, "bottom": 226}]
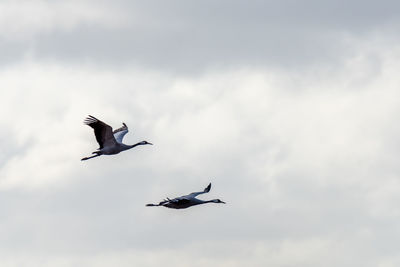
[{"left": 1, "top": 1, "right": 400, "bottom": 266}]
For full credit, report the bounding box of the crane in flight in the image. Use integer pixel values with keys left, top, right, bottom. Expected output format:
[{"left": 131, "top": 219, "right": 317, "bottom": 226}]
[
  {"left": 81, "top": 115, "right": 152, "bottom": 161},
  {"left": 146, "top": 183, "right": 225, "bottom": 209}
]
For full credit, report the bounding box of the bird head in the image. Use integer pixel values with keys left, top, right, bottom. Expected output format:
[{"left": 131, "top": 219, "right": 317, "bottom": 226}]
[
  {"left": 212, "top": 199, "right": 226, "bottom": 204},
  {"left": 139, "top": 141, "right": 153, "bottom": 145}
]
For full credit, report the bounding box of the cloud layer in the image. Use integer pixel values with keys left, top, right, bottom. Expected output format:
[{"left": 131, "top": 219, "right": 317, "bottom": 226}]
[
  {"left": 1, "top": 1, "right": 400, "bottom": 267},
  {"left": 1, "top": 0, "right": 399, "bottom": 71}
]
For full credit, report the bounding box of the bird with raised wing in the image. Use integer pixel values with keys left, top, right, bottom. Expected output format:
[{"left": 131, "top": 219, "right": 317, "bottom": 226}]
[
  {"left": 146, "top": 183, "right": 225, "bottom": 209},
  {"left": 81, "top": 115, "right": 152, "bottom": 161}
]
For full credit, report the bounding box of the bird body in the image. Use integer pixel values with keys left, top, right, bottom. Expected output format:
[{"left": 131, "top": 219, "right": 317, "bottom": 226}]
[
  {"left": 97, "top": 142, "right": 130, "bottom": 155},
  {"left": 81, "top": 115, "right": 152, "bottom": 161},
  {"left": 146, "top": 183, "right": 225, "bottom": 209},
  {"left": 161, "top": 198, "right": 222, "bottom": 209}
]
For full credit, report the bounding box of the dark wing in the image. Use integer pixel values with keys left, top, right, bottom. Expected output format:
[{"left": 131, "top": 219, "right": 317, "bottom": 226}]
[
  {"left": 84, "top": 115, "right": 117, "bottom": 149},
  {"left": 173, "top": 198, "right": 191, "bottom": 205},
  {"left": 204, "top": 183, "right": 211, "bottom": 193}
]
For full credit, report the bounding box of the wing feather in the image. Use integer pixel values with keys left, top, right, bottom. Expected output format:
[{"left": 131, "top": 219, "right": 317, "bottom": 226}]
[
  {"left": 84, "top": 115, "right": 117, "bottom": 149},
  {"left": 186, "top": 183, "right": 212, "bottom": 198},
  {"left": 113, "top": 123, "right": 129, "bottom": 143}
]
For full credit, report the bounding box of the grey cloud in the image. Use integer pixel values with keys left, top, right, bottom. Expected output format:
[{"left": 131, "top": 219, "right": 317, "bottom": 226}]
[
  {"left": 2, "top": 0, "right": 400, "bottom": 72},
  {"left": 0, "top": 41, "right": 26, "bottom": 69},
  {"left": 1, "top": 2, "right": 400, "bottom": 266}
]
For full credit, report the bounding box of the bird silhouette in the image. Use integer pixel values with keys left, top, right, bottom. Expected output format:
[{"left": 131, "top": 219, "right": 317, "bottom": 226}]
[
  {"left": 146, "top": 183, "right": 225, "bottom": 209},
  {"left": 81, "top": 115, "right": 152, "bottom": 161}
]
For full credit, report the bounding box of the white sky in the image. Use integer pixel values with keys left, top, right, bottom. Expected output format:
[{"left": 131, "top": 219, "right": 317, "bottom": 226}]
[{"left": 1, "top": 1, "right": 400, "bottom": 266}]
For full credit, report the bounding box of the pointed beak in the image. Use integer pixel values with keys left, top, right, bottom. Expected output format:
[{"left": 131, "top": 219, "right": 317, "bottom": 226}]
[
  {"left": 221, "top": 201, "right": 226, "bottom": 204},
  {"left": 148, "top": 142, "right": 153, "bottom": 145}
]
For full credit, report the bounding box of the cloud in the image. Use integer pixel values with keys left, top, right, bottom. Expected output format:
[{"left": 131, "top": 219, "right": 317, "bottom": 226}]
[
  {"left": 1, "top": 1, "right": 400, "bottom": 266},
  {"left": 1, "top": 0, "right": 399, "bottom": 72},
  {"left": 1, "top": 37, "right": 400, "bottom": 266},
  {"left": 0, "top": 0, "right": 125, "bottom": 41}
]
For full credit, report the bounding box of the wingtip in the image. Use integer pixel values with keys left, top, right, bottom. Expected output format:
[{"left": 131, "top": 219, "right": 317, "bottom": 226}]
[
  {"left": 205, "top": 182, "right": 212, "bottom": 192},
  {"left": 83, "top": 115, "right": 100, "bottom": 126}
]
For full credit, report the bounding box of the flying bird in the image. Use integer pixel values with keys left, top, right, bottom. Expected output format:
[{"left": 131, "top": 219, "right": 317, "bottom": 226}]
[
  {"left": 81, "top": 115, "right": 152, "bottom": 161},
  {"left": 146, "top": 183, "right": 225, "bottom": 209}
]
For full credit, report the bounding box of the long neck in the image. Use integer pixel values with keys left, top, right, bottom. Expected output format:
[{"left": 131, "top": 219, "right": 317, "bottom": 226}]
[
  {"left": 196, "top": 199, "right": 217, "bottom": 205},
  {"left": 119, "top": 142, "right": 143, "bottom": 151},
  {"left": 128, "top": 142, "right": 144, "bottom": 149}
]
